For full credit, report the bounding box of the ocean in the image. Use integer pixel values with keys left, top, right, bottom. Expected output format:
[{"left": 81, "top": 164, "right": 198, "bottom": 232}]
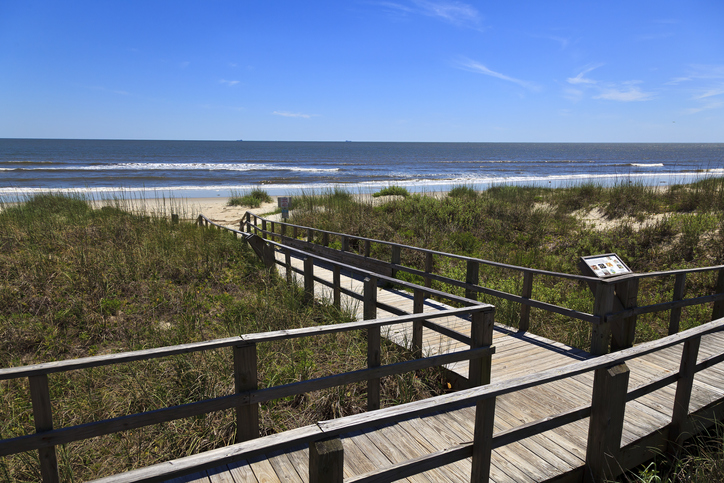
[{"left": 1, "top": 139, "right": 723, "bottom": 199}]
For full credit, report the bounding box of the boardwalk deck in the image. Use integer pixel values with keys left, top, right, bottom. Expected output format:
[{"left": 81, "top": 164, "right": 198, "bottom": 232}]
[{"left": 154, "top": 250, "right": 724, "bottom": 483}]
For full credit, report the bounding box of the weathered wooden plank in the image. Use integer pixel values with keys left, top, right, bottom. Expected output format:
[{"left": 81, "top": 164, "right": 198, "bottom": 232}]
[
  {"left": 29, "top": 374, "right": 60, "bottom": 483},
  {"left": 225, "top": 460, "right": 258, "bottom": 483}
]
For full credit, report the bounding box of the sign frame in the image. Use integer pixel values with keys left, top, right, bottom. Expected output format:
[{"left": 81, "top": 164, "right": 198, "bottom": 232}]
[{"left": 579, "top": 253, "right": 633, "bottom": 279}]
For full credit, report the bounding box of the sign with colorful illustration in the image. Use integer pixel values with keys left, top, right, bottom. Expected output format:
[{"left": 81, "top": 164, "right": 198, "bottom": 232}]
[{"left": 580, "top": 254, "right": 632, "bottom": 278}]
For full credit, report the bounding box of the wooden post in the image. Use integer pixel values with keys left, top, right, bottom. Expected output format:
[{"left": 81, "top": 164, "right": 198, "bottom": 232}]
[
  {"left": 590, "top": 282, "right": 615, "bottom": 356},
  {"left": 261, "top": 220, "right": 267, "bottom": 240},
  {"left": 309, "top": 437, "right": 344, "bottom": 483},
  {"left": 424, "top": 252, "right": 433, "bottom": 295},
  {"left": 364, "top": 277, "right": 380, "bottom": 411},
  {"left": 234, "top": 343, "right": 259, "bottom": 442},
  {"left": 465, "top": 260, "right": 479, "bottom": 301},
  {"left": 364, "top": 239, "right": 371, "bottom": 258},
  {"left": 341, "top": 235, "right": 349, "bottom": 252},
  {"left": 293, "top": 226, "right": 298, "bottom": 239},
  {"left": 471, "top": 396, "right": 496, "bottom": 483},
  {"left": 304, "top": 257, "right": 314, "bottom": 304},
  {"left": 285, "top": 250, "right": 292, "bottom": 284},
  {"left": 669, "top": 273, "right": 687, "bottom": 335},
  {"left": 171, "top": 213, "right": 179, "bottom": 224},
  {"left": 519, "top": 272, "right": 533, "bottom": 333},
  {"left": 281, "top": 223, "right": 287, "bottom": 238},
  {"left": 712, "top": 268, "right": 724, "bottom": 320},
  {"left": 253, "top": 215, "right": 257, "bottom": 227},
  {"left": 391, "top": 246, "right": 401, "bottom": 278},
  {"left": 245, "top": 212, "right": 251, "bottom": 232},
  {"left": 469, "top": 309, "right": 494, "bottom": 388},
  {"left": 270, "top": 221, "right": 275, "bottom": 240},
  {"left": 584, "top": 363, "right": 630, "bottom": 483},
  {"left": 322, "top": 231, "right": 329, "bottom": 247},
  {"left": 412, "top": 288, "right": 424, "bottom": 358},
  {"left": 333, "top": 265, "right": 341, "bottom": 309},
  {"left": 611, "top": 278, "right": 639, "bottom": 351},
  {"left": 29, "top": 375, "right": 60, "bottom": 483},
  {"left": 307, "top": 228, "right": 313, "bottom": 243},
  {"left": 667, "top": 335, "right": 701, "bottom": 456}
]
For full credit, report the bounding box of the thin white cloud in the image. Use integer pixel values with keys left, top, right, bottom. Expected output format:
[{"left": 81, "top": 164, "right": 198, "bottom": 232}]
[
  {"left": 412, "top": 0, "right": 479, "bottom": 25},
  {"left": 456, "top": 58, "right": 540, "bottom": 91},
  {"left": 694, "top": 87, "right": 724, "bottom": 100},
  {"left": 273, "top": 111, "right": 314, "bottom": 119},
  {"left": 376, "top": 1, "right": 481, "bottom": 28},
  {"left": 220, "top": 79, "right": 240, "bottom": 86},
  {"left": 567, "top": 64, "right": 602, "bottom": 85},
  {"left": 593, "top": 85, "right": 654, "bottom": 102},
  {"left": 685, "top": 100, "right": 723, "bottom": 114}
]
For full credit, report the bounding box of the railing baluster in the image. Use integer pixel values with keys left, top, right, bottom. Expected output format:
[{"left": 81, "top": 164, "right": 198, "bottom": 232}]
[
  {"left": 391, "top": 246, "right": 401, "bottom": 278},
  {"left": 322, "top": 231, "right": 329, "bottom": 247},
  {"left": 590, "top": 282, "right": 615, "bottom": 356},
  {"left": 471, "top": 395, "right": 496, "bottom": 483},
  {"left": 519, "top": 271, "right": 533, "bottom": 333},
  {"left": 293, "top": 225, "right": 298, "bottom": 239},
  {"left": 412, "top": 289, "right": 424, "bottom": 358},
  {"left": 281, "top": 222, "right": 287, "bottom": 237},
  {"left": 309, "top": 437, "right": 344, "bottom": 483},
  {"left": 341, "top": 235, "right": 349, "bottom": 252},
  {"left": 468, "top": 309, "right": 494, "bottom": 388},
  {"left": 304, "top": 257, "right": 314, "bottom": 303},
  {"left": 669, "top": 273, "right": 687, "bottom": 335},
  {"left": 668, "top": 335, "right": 701, "bottom": 455},
  {"left": 465, "top": 260, "right": 479, "bottom": 301},
  {"left": 364, "top": 239, "right": 371, "bottom": 258},
  {"left": 285, "top": 250, "right": 292, "bottom": 284},
  {"left": 234, "top": 343, "right": 259, "bottom": 442},
  {"left": 713, "top": 268, "right": 724, "bottom": 320},
  {"left": 333, "top": 265, "right": 341, "bottom": 309},
  {"left": 261, "top": 220, "right": 267, "bottom": 239},
  {"left": 364, "top": 277, "right": 380, "bottom": 411},
  {"left": 611, "top": 277, "right": 639, "bottom": 351},
  {"left": 29, "top": 375, "right": 60, "bottom": 483},
  {"left": 307, "top": 228, "right": 313, "bottom": 243},
  {"left": 584, "top": 363, "right": 629, "bottom": 482}
]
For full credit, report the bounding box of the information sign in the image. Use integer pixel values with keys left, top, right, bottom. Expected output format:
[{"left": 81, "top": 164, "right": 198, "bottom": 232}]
[{"left": 580, "top": 253, "right": 632, "bottom": 279}]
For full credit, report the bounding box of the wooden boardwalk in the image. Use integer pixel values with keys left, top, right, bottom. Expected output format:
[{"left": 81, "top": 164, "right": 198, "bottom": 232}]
[{"left": 154, "top": 250, "right": 724, "bottom": 483}]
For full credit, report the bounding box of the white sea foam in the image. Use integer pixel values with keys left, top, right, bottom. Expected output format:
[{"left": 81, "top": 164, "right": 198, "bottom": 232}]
[
  {"left": 630, "top": 163, "right": 664, "bottom": 167},
  {"left": 9, "top": 162, "right": 340, "bottom": 172}
]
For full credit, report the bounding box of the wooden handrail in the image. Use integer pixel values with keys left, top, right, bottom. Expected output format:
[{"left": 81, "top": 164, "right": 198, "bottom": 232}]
[{"left": 89, "top": 316, "right": 724, "bottom": 483}]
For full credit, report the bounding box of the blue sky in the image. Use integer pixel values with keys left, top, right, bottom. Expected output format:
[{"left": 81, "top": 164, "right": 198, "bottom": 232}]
[{"left": 1, "top": 1, "right": 722, "bottom": 142}]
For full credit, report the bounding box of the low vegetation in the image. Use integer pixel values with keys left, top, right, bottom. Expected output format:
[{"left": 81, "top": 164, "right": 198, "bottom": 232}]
[
  {"left": 372, "top": 185, "right": 410, "bottom": 197},
  {"left": 288, "top": 178, "right": 724, "bottom": 350},
  {"left": 228, "top": 187, "right": 272, "bottom": 208},
  {"left": 0, "top": 194, "right": 444, "bottom": 481}
]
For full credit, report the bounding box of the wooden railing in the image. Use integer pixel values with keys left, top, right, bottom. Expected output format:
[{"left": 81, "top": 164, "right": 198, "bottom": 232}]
[
  {"left": 90, "top": 316, "right": 724, "bottom": 483},
  {"left": 243, "top": 212, "right": 724, "bottom": 356},
  {"left": 0, "top": 304, "right": 495, "bottom": 483}
]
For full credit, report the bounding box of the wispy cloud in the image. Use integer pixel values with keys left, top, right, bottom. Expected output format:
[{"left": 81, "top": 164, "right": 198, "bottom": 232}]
[
  {"left": 564, "top": 66, "right": 654, "bottom": 102},
  {"left": 273, "top": 111, "right": 315, "bottom": 119},
  {"left": 567, "top": 64, "right": 602, "bottom": 85},
  {"left": 455, "top": 57, "right": 540, "bottom": 91},
  {"left": 593, "top": 85, "right": 655, "bottom": 102},
  {"left": 377, "top": 1, "right": 481, "bottom": 28},
  {"left": 667, "top": 65, "right": 724, "bottom": 114},
  {"left": 87, "top": 85, "right": 132, "bottom": 96},
  {"left": 220, "top": 79, "right": 240, "bottom": 86}
]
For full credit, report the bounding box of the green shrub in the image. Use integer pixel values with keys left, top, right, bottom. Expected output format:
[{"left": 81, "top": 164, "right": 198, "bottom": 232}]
[
  {"left": 228, "top": 187, "right": 272, "bottom": 207},
  {"left": 373, "top": 186, "right": 410, "bottom": 198},
  {"left": 448, "top": 185, "right": 478, "bottom": 198}
]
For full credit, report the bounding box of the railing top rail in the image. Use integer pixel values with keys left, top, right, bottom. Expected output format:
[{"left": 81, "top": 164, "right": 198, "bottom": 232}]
[
  {"left": 245, "top": 212, "right": 598, "bottom": 282},
  {"left": 247, "top": 211, "right": 724, "bottom": 281},
  {"left": 0, "top": 307, "right": 488, "bottom": 381}
]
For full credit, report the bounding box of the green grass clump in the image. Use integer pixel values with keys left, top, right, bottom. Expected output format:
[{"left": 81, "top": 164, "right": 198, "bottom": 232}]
[
  {"left": 448, "top": 184, "right": 478, "bottom": 198},
  {"left": 0, "top": 194, "right": 446, "bottom": 481},
  {"left": 228, "top": 187, "right": 272, "bottom": 207},
  {"left": 373, "top": 185, "right": 410, "bottom": 197}
]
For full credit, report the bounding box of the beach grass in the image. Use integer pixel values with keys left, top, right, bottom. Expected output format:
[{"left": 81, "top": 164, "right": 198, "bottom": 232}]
[
  {"left": 0, "top": 193, "right": 446, "bottom": 481},
  {"left": 228, "top": 187, "right": 272, "bottom": 207},
  {"left": 372, "top": 185, "right": 410, "bottom": 197}
]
